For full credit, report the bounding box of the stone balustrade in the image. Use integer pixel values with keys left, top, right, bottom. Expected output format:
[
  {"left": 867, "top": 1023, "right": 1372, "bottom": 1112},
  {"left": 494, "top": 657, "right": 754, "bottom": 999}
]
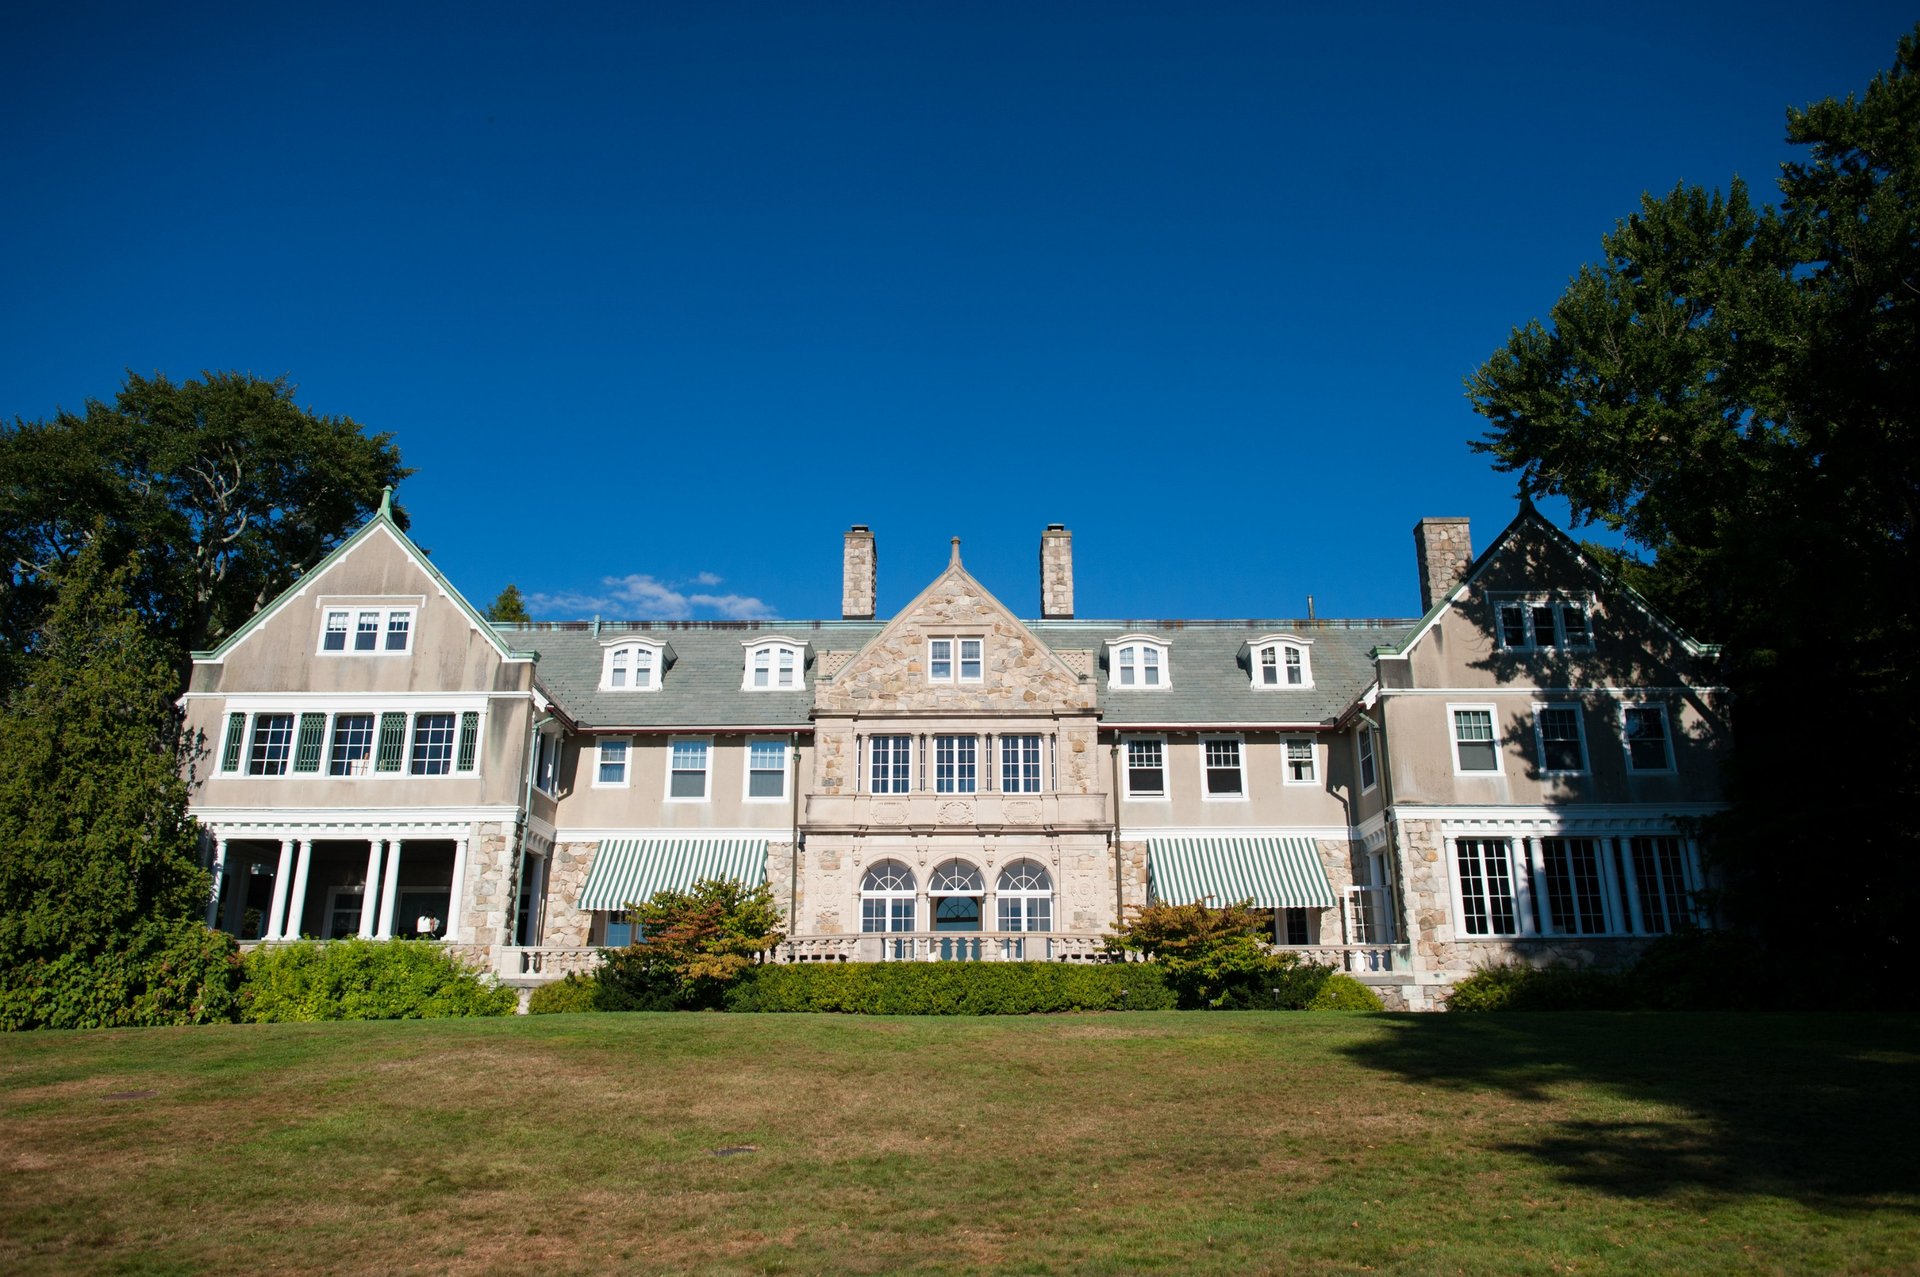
[
  {"left": 777, "top": 931, "right": 1111, "bottom": 963},
  {"left": 496, "top": 945, "right": 604, "bottom": 980},
  {"left": 1267, "top": 943, "right": 1412, "bottom": 975}
]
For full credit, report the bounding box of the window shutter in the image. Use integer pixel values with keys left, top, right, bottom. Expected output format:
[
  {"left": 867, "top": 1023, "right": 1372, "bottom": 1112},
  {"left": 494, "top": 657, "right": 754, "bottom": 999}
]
[
  {"left": 293, "top": 713, "right": 328, "bottom": 773},
  {"left": 457, "top": 712, "right": 479, "bottom": 772},
  {"left": 221, "top": 713, "right": 246, "bottom": 772},
  {"left": 376, "top": 712, "right": 408, "bottom": 772}
]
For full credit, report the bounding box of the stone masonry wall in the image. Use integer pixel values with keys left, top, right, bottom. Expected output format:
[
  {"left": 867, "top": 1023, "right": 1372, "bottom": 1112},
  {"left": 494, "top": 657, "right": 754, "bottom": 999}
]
[
  {"left": 457, "top": 825, "right": 516, "bottom": 949},
  {"left": 541, "top": 840, "right": 595, "bottom": 947}
]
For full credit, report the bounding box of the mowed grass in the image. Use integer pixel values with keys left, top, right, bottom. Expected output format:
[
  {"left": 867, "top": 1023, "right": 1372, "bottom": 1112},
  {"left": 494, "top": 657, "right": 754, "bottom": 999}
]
[{"left": 2, "top": 1013, "right": 1916, "bottom": 1276}]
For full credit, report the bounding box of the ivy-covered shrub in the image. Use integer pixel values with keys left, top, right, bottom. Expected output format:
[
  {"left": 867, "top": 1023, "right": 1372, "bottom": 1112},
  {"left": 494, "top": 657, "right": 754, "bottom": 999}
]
[
  {"left": 528, "top": 973, "right": 602, "bottom": 1015},
  {"left": 0, "top": 920, "right": 244, "bottom": 1031},
  {"left": 1447, "top": 962, "right": 1632, "bottom": 1012},
  {"left": 1305, "top": 974, "right": 1385, "bottom": 1011},
  {"left": 241, "top": 939, "right": 517, "bottom": 1021},
  {"left": 724, "top": 960, "right": 1176, "bottom": 1014}
]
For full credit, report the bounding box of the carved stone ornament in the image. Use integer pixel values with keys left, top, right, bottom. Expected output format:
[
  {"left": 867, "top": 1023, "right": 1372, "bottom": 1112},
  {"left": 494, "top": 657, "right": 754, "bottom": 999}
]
[
  {"left": 938, "top": 802, "right": 973, "bottom": 825},
  {"left": 1005, "top": 800, "right": 1041, "bottom": 824},
  {"left": 872, "top": 801, "right": 908, "bottom": 825}
]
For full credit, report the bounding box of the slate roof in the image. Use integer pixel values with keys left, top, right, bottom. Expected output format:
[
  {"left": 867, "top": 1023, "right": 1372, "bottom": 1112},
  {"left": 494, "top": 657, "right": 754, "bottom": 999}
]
[{"left": 495, "top": 616, "right": 1414, "bottom": 731}]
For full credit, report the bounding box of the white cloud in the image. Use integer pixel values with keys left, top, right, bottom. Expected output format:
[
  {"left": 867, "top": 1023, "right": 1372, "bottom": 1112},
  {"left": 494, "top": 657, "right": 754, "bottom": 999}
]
[{"left": 525, "top": 572, "right": 774, "bottom": 621}]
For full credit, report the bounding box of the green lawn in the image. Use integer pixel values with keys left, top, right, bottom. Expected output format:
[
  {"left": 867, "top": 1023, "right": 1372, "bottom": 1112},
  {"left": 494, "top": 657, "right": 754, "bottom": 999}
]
[{"left": 2, "top": 1012, "right": 1915, "bottom": 1276}]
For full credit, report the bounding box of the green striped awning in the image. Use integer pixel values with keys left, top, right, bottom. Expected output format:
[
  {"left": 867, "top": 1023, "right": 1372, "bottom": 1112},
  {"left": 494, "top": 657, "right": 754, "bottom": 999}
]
[
  {"left": 1147, "top": 836, "right": 1337, "bottom": 910},
  {"left": 577, "top": 838, "right": 769, "bottom": 912}
]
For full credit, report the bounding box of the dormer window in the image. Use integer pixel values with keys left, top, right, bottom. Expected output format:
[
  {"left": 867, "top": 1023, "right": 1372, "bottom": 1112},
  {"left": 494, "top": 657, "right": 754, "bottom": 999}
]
[
  {"left": 319, "top": 606, "right": 415, "bottom": 655},
  {"left": 1249, "top": 635, "right": 1313, "bottom": 689},
  {"left": 1106, "top": 635, "right": 1170, "bottom": 688},
  {"left": 1495, "top": 597, "right": 1594, "bottom": 651},
  {"left": 601, "top": 639, "right": 666, "bottom": 691},
  {"left": 742, "top": 638, "right": 805, "bottom": 691}
]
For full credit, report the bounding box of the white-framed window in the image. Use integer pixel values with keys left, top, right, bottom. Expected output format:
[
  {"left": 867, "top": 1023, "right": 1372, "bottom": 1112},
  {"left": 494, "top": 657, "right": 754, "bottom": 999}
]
[
  {"left": 934, "top": 735, "right": 978, "bottom": 793},
  {"left": 1450, "top": 705, "right": 1501, "bottom": 775},
  {"left": 1000, "top": 734, "right": 1042, "bottom": 793},
  {"left": 225, "top": 707, "right": 479, "bottom": 779},
  {"left": 1201, "top": 736, "right": 1245, "bottom": 798},
  {"left": 1357, "top": 725, "right": 1378, "bottom": 793},
  {"left": 1284, "top": 737, "right": 1317, "bottom": 785},
  {"left": 1538, "top": 836, "right": 1610, "bottom": 935},
  {"left": 745, "top": 737, "right": 788, "bottom": 800},
  {"left": 1124, "top": 736, "right": 1167, "bottom": 798},
  {"left": 1495, "top": 597, "right": 1595, "bottom": 652},
  {"left": 1533, "top": 704, "right": 1588, "bottom": 775},
  {"left": 666, "top": 737, "right": 710, "bottom": 800},
  {"left": 927, "top": 636, "right": 984, "bottom": 684},
  {"left": 247, "top": 713, "right": 295, "bottom": 775},
  {"left": 1455, "top": 837, "right": 1521, "bottom": 936},
  {"left": 869, "top": 734, "right": 912, "bottom": 794},
  {"left": 408, "top": 712, "right": 457, "bottom": 776},
  {"left": 328, "top": 713, "right": 377, "bottom": 776},
  {"left": 534, "top": 730, "right": 561, "bottom": 796},
  {"left": 1627, "top": 835, "right": 1695, "bottom": 932},
  {"left": 595, "top": 737, "right": 630, "bottom": 787},
  {"left": 1622, "top": 703, "right": 1675, "bottom": 773},
  {"left": 1107, "top": 635, "right": 1170, "bottom": 688},
  {"left": 1250, "top": 635, "right": 1313, "bottom": 689},
  {"left": 860, "top": 860, "right": 916, "bottom": 933},
  {"left": 996, "top": 860, "right": 1053, "bottom": 932},
  {"left": 743, "top": 640, "right": 803, "bottom": 691},
  {"left": 320, "top": 606, "right": 416, "bottom": 655},
  {"left": 601, "top": 639, "right": 665, "bottom": 691}
]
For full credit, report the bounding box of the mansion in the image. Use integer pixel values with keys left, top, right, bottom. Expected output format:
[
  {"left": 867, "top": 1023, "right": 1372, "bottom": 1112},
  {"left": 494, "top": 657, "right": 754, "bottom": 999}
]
[{"left": 181, "top": 495, "right": 1728, "bottom": 1010}]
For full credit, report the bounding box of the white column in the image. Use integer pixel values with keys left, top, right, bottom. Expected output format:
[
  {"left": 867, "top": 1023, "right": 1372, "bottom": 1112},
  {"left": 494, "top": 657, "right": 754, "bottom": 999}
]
[
  {"left": 205, "top": 836, "right": 230, "bottom": 928},
  {"left": 1527, "top": 837, "right": 1552, "bottom": 936},
  {"left": 1617, "top": 837, "right": 1645, "bottom": 934},
  {"left": 376, "top": 838, "right": 404, "bottom": 938},
  {"left": 284, "top": 839, "right": 314, "bottom": 941},
  {"left": 446, "top": 837, "right": 469, "bottom": 943},
  {"left": 357, "top": 839, "right": 384, "bottom": 938},
  {"left": 267, "top": 839, "right": 296, "bottom": 940}
]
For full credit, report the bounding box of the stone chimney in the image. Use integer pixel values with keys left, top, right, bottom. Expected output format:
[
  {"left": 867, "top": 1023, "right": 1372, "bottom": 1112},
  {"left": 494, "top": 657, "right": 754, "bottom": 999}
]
[
  {"left": 842, "top": 525, "right": 876, "bottom": 620},
  {"left": 1040, "top": 524, "right": 1073, "bottom": 619},
  {"left": 1414, "top": 517, "right": 1473, "bottom": 612}
]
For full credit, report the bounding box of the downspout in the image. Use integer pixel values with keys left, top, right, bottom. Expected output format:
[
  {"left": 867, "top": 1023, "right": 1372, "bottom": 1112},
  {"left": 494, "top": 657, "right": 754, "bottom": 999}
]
[
  {"left": 788, "top": 730, "right": 801, "bottom": 960},
  {"left": 1109, "top": 737, "right": 1126, "bottom": 927},
  {"left": 505, "top": 708, "right": 553, "bottom": 950}
]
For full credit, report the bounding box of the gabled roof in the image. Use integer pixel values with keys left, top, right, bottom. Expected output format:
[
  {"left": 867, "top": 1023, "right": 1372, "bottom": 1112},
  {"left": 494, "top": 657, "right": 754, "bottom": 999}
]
[
  {"left": 191, "top": 488, "right": 536, "bottom": 665},
  {"left": 1371, "top": 499, "right": 1720, "bottom": 662}
]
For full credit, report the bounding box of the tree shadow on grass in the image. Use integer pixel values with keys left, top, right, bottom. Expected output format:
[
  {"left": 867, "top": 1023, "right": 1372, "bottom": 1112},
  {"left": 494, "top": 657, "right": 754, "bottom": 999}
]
[{"left": 1338, "top": 1013, "right": 1920, "bottom": 1212}]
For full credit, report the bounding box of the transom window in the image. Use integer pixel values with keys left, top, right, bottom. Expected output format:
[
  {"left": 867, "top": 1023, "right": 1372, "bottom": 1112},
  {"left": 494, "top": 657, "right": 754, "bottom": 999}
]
[
  {"left": 743, "top": 640, "right": 803, "bottom": 691},
  {"left": 928, "top": 637, "right": 984, "bottom": 683},
  {"left": 1250, "top": 636, "right": 1313, "bottom": 689},
  {"left": 1623, "top": 704, "right": 1674, "bottom": 773},
  {"left": 1108, "top": 635, "right": 1170, "bottom": 688},
  {"left": 1000, "top": 734, "right": 1042, "bottom": 793},
  {"left": 1451, "top": 706, "right": 1500, "bottom": 774},
  {"left": 861, "top": 860, "right": 916, "bottom": 933},
  {"left": 1202, "top": 737, "right": 1244, "bottom": 797},
  {"left": 996, "top": 860, "right": 1053, "bottom": 932},
  {"left": 928, "top": 860, "right": 984, "bottom": 894},
  {"left": 1534, "top": 705, "right": 1588, "bottom": 774},
  {"left": 934, "top": 735, "right": 977, "bottom": 793},
  {"left": 602, "top": 641, "right": 663, "bottom": 691},
  {"left": 320, "top": 606, "right": 416, "bottom": 654},
  {"left": 1496, "top": 598, "right": 1594, "bottom": 651},
  {"left": 869, "top": 734, "right": 912, "bottom": 794},
  {"left": 1125, "top": 737, "right": 1166, "bottom": 797}
]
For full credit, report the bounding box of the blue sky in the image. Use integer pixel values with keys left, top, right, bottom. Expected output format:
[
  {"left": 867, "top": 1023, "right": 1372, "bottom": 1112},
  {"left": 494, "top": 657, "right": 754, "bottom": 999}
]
[{"left": 2, "top": 2, "right": 1910, "bottom": 624}]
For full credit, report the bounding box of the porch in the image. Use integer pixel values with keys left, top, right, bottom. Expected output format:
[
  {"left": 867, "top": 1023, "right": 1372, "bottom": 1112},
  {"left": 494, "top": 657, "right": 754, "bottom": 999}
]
[{"left": 203, "top": 831, "right": 470, "bottom": 943}]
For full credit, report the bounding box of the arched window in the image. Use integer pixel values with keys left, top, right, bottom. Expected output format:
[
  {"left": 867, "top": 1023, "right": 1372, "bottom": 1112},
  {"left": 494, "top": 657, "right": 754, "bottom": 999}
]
[
  {"left": 1105, "top": 634, "right": 1171, "bottom": 689},
  {"left": 601, "top": 639, "right": 665, "bottom": 691},
  {"left": 860, "top": 859, "right": 916, "bottom": 933},
  {"left": 1249, "top": 635, "right": 1313, "bottom": 689},
  {"left": 928, "top": 859, "right": 984, "bottom": 933},
  {"left": 742, "top": 638, "right": 805, "bottom": 691},
  {"left": 996, "top": 859, "right": 1053, "bottom": 932}
]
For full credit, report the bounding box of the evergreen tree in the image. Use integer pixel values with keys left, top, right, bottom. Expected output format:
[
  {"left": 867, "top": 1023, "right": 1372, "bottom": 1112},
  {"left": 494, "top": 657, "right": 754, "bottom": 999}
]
[
  {"left": 486, "top": 584, "right": 532, "bottom": 624},
  {"left": 0, "top": 537, "right": 208, "bottom": 970}
]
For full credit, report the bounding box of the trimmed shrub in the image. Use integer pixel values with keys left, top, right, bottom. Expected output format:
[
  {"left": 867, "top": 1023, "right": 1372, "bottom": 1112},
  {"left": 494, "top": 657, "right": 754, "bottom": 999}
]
[
  {"left": 723, "top": 961, "right": 1176, "bottom": 1014},
  {"left": 1305, "top": 973, "right": 1384, "bottom": 1011},
  {"left": 1447, "top": 962, "right": 1631, "bottom": 1012},
  {"left": 528, "top": 973, "right": 602, "bottom": 1015},
  {"left": 241, "top": 939, "right": 517, "bottom": 1021},
  {"left": 0, "top": 920, "right": 244, "bottom": 1031}
]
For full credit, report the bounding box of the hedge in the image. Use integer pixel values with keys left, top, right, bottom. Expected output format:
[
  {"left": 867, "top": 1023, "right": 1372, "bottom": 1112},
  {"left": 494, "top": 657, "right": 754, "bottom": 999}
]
[
  {"left": 0, "top": 920, "right": 244, "bottom": 1031},
  {"left": 528, "top": 973, "right": 602, "bottom": 1014},
  {"left": 723, "top": 960, "right": 1178, "bottom": 1014},
  {"left": 240, "top": 938, "right": 518, "bottom": 1021}
]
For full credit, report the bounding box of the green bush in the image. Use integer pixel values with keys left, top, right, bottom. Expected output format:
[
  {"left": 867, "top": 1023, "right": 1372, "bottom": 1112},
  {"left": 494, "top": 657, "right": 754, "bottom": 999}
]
[
  {"left": 597, "top": 878, "right": 784, "bottom": 1011},
  {"left": 723, "top": 961, "right": 1176, "bottom": 1014},
  {"left": 0, "top": 920, "right": 244, "bottom": 1031},
  {"left": 1626, "top": 929, "right": 1767, "bottom": 1010},
  {"left": 240, "top": 939, "right": 517, "bottom": 1021},
  {"left": 528, "top": 973, "right": 602, "bottom": 1015},
  {"left": 1447, "top": 962, "right": 1631, "bottom": 1012},
  {"left": 1305, "top": 973, "right": 1385, "bottom": 1011}
]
